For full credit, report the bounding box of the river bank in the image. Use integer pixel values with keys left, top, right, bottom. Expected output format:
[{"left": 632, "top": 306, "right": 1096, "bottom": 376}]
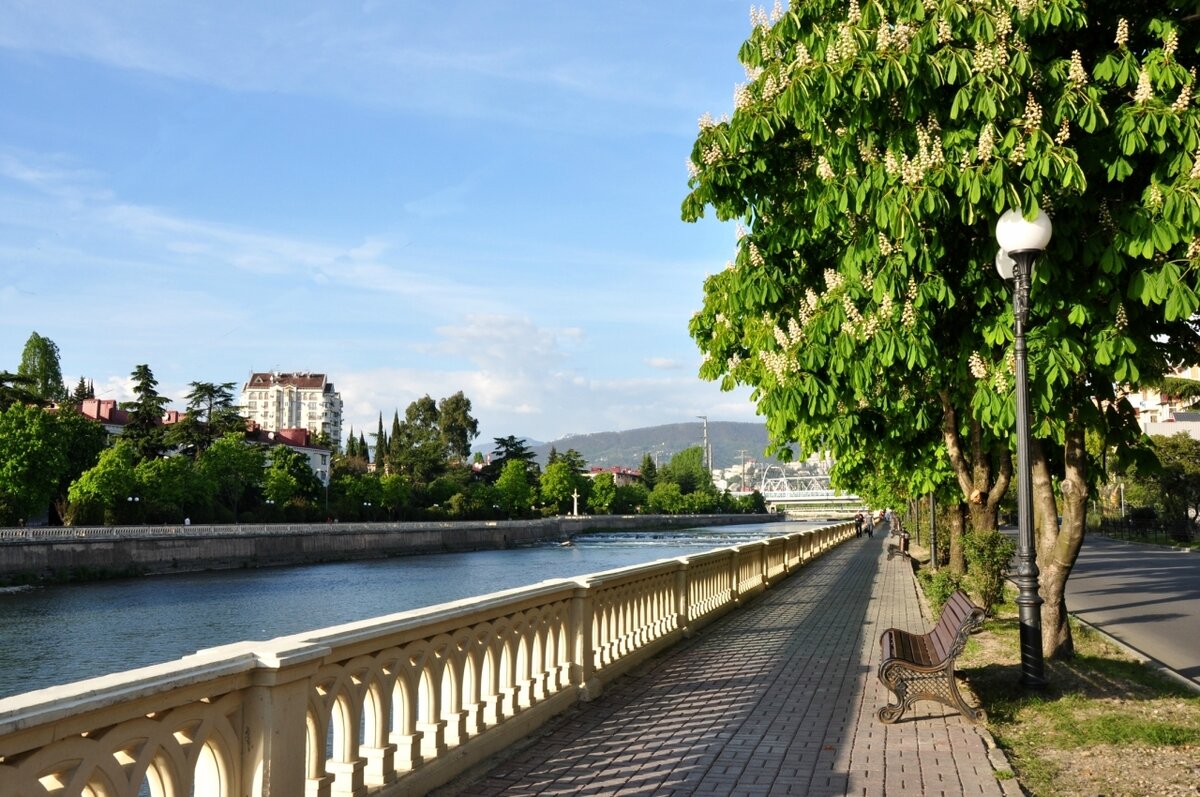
[{"left": 0, "top": 513, "right": 780, "bottom": 584}]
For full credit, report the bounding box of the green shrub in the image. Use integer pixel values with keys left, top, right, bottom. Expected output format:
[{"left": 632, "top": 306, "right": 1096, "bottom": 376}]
[
  {"left": 918, "top": 569, "right": 963, "bottom": 616},
  {"left": 963, "top": 529, "right": 1016, "bottom": 615}
]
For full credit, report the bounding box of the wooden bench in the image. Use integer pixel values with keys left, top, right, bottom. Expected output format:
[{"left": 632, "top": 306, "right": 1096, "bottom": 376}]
[{"left": 877, "top": 589, "right": 986, "bottom": 724}]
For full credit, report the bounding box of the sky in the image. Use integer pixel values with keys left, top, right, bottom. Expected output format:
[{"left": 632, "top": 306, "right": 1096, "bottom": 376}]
[{"left": 0, "top": 1, "right": 763, "bottom": 447}]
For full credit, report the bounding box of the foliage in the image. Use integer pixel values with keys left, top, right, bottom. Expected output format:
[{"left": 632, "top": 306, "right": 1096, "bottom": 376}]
[
  {"left": 917, "top": 568, "right": 964, "bottom": 616},
  {"left": 540, "top": 460, "right": 587, "bottom": 514},
  {"left": 121, "top": 364, "right": 171, "bottom": 462},
  {"left": 588, "top": 472, "right": 617, "bottom": 514},
  {"left": 495, "top": 458, "right": 535, "bottom": 516},
  {"left": 17, "top": 332, "right": 66, "bottom": 402},
  {"left": 639, "top": 453, "right": 658, "bottom": 489},
  {"left": 485, "top": 435, "right": 539, "bottom": 484},
  {"left": 264, "top": 445, "right": 321, "bottom": 508},
  {"left": 658, "top": 446, "right": 714, "bottom": 495},
  {"left": 134, "top": 455, "right": 211, "bottom": 524},
  {"left": 0, "top": 370, "right": 41, "bottom": 410},
  {"left": 1126, "top": 432, "right": 1200, "bottom": 523},
  {"left": 963, "top": 529, "right": 1016, "bottom": 615},
  {"left": 0, "top": 403, "right": 67, "bottom": 524},
  {"left": 166, "top": 381, "right": 243, "bottom": 458},
  {"left": 197, "top": 433, "right": 265, "bottom": 522},
  {"left": 68, "top": 440, "right": 138, "bottom": 525},
  {"left": 613, "top": 482, "right": 648, "bottom": 514},
  {"left": 437, "top": 391, "right": 479, "bottom": 462},
  {"left": 48, "top": 405, "right": 107, "bottom": 524},
  {"left": 647, "top": 481, "right": 686, "bottom": 514},
  {"left": 682, "top": 0, "right": 1200, "bottom": 658}
]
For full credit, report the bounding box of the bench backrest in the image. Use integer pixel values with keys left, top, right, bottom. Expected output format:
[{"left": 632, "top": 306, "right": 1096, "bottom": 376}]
[{"left": 929, "top": 590, "right": 985, "bottom": 664}]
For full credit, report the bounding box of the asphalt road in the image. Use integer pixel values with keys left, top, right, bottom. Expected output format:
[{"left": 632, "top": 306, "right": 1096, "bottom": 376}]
[{"left": 1063, "top": 534, "right": 1200, "bottom": 686}]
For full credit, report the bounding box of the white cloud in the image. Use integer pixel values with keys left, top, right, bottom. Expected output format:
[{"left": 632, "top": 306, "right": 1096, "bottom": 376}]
[{"left": 644, "top": 357, "right": 681, "bottom": 370}]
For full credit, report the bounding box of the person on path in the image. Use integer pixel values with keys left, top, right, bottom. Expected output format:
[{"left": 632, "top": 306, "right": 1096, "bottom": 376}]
[{"left": 854, "top": 511, "right": 864, "bottom": 538}]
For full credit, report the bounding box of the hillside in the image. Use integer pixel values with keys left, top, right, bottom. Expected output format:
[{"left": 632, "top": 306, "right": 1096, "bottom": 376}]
[{"left": 526, "top": 421, "right": 786, "bottom": 471}]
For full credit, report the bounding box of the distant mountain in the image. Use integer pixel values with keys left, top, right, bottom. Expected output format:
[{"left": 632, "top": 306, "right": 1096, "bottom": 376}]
[{"left": 526, "top": 421, "right": 785, "bottom": 471}]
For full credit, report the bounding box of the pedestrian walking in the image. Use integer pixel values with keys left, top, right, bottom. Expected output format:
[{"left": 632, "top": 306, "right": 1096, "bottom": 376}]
[{"left": 854, "top": 511, "right": 864, "bottom": 538}]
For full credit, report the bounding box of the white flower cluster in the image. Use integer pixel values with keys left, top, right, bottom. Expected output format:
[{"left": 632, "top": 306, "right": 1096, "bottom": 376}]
[
  {"left": 907, "top": 277, "right": 918, "bottom": 301},
  {"left": 759, "top": 349, "right": 795, "bottom": 380},
  {"left": 824, "top": 268, "right": 845, "bottom": 291},
  {"left": 901, "top": 299, "right": 916, "bottom": 327},
  {"left": 1010, "top": 139, "right": 1027, "bottom": 166},
  {"left": 977, "top": 124, "right": 996, "bottom": 162},
  {"left": 736, "top": 224, "right": 749, "bottom": 240},
  {"left": 1191, "top": 151, "right": 1200, "bottom": 180},
  {"left": 750, "top": 5, "right": 770, "bottom": 31},
  {"left": 748, "top": 241, "right": 766, "bottom": 267},
  {"left": 827, "top": 23, "right": 858, "bottom": 63},
  {"left": 937, "top": 19, "right": 952, "bottom": 45},
  {"left": 972, "top": 40, "right": 1010, "bottom": 74},
  {"left": 745, "top": 65, "right": 764, "bottom": 81},
  {"left": 842, "top": 294, "right": 864, "bottom": 331},
  {"left": 922, "top": 0, "right": 937, "bottom": 10},
  {"left": 698, "top": 112, "right": 716, "bottom": 130},
  {"left": 702, "top": 143, "right": 723, "bottom": 165},
  {"left": 1100, "top": 201, "right": 1116, "bottom": 231},
  {"left": 969, "top": 351, "right": 988, "bottom": 379},
  {"left": 878, "top": 233, "right": 895, "bottom": 256},
  {"left": 1173, "top": 68, "right": 1195, "bottom": 113},
  {"left": 896, "top": 122, "right": 946, "bottom": 185},
  {"left": 1116, "top": 18, "right": 1129, "bottom": 48},
  {"left": 734, "top": 82, "right": 753, "bottom": 110},
  {"left": 795, "top": 42, "right": 813, "bottom": 68},
  {"left": 727, "top": 353, "right": 743, "bottom": 370},
  {"left": 771, "top": 0, "right": 784, "bottom": 24},
  {"left": 1147, "top": 183, "right": 1164, "bottom": 212},
  {"left": 687, "top": 158, "right": 700, "bottom": 179},
  {"left": 848, "top": 0, "right": 861, "bottom": 24},
  {"left": 817, "top": 155, "right": 835, "bottom": 180},
  {"left": 1134, "top": 68, "right": 1153, "bottom": 104},
  {"left": 1115, "top": 304, "right": 1128, "bottom": 331},
  {"left": 1165, "top": 29, "right": 1179, "bottom": 58},
  {"left": 761, "top": 73, "right": 784, "bottom": 103},
  {"left": 1054, "top": 118, "right": 1071, "bottom": 145},
  {"left": 884, "top": 150, "right": 900, "bottom": 176},
  {"left": 1023, "top": 93, "right": 1044, "bottom": 133},
  {"left": 1068, "top": 50, "right": 1088, "bottom": 88},
  {"left": 715, "top": 312, "right": 729, "bottom": 326},
  {"left": 774, "top": 325, "right": 790, "bottom": 349},
  {"left": 862, "top": 269, "right": 876, "bottom": 293},
  {"left": 1188, "top": 238, "right": 1200, "bottom": 261},
  {"left": 858, "top": 138, "right": 879, "bottom": 163},
  {"left": 877, "top": 20, "right": 915, "bottom": 54}
]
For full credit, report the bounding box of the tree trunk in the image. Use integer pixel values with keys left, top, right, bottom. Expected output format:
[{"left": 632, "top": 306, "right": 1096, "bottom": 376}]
[
  {"left": 1029, "top": 432, "right": 1088, "bottom": 660},
  {"left": 948, "top": 501, "right": 966, "bottom": 574}
]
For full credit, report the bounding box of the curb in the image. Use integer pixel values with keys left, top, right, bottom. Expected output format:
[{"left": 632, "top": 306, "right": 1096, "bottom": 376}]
[{"left": 1068, "top": 613, "right": 1200, "bottom": 695}]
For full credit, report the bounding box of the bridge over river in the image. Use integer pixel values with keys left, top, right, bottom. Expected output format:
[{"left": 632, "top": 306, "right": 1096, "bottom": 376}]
[{"left": 756, "top": 464, "right": 861, "bottom": 514}]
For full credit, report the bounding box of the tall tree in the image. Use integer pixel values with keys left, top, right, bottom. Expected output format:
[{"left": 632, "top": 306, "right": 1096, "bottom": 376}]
[
  {"left": 639, "top": 453, "right": 658, "bottom": 490},
  {"left": 486, "top": 435, "right": 539, "bottom": 484},
  {"left": 67, "top": 440, "right": 138, "bottom": 526},
  {"left": 17, "top": 332, "right": 66, "bottom": 403},
  {"left": 684, "top": 1, "right": 1200, "bottom": 658},
  {"left": 72, "top": 376, "right": 94, "bottom": 402},
  {"left": 167, "top": 381, "right": 242, "bottom": 457},
  {"left": 0, "top": 371, "right": 40, "bottom": 410},
  {"left": 0, "top": 403, "right": 66, "bottom": 524},
  {"left": 394, "top": 396, "right": 446, "bottom": 487},
  {"left": 437, "top": 391, "right": 480, "bottom": 462},
  {"left": 121, "top": 365, "right": 170, "bottom": 461},
  {"left": 198, "top": 432, "right": 265, "bottom": 522},
  {"left": 496, "top": 458, "right": 535, "bottom": 516},
  {"left": 48, "top": 404, "right": 106, "bottom": 525}
]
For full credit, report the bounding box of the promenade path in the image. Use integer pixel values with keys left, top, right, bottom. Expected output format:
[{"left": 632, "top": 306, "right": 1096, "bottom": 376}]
[{"left": 436, "top": 531, "right": 1017, "bottom": 797}]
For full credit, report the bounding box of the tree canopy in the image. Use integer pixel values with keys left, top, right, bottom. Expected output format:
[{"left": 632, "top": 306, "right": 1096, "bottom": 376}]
[
  {"left": 683, "top": 1, "right": 1200, "bottom": 657},
  {"left": 17, "top": 332, "right": 66, "bottom": 403}
]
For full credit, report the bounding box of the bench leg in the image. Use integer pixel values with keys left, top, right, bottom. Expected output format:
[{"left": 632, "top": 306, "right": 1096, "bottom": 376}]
[{"left": 877, "top": 663, "right": 986, "bottom": 725}]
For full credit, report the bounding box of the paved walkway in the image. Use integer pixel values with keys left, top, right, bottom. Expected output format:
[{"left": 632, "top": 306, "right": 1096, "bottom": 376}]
[{"left": 436, "top": 531, "right": 1020, "bottom": 796}]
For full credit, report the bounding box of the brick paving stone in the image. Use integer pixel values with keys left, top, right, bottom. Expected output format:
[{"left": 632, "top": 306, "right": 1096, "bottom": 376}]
[{"left": 432, "top": 530, "right": 1009, "bottom": 796}]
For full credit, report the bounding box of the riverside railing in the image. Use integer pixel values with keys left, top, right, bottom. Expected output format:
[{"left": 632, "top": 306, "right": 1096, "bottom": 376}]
[{"left": 0, "top": 522, "right": 852, "bottom": 797}]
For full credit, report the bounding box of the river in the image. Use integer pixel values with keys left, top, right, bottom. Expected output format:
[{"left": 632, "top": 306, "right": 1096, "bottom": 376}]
[{"left": 0, "top": 521, "right": 816, "bottom": 700}]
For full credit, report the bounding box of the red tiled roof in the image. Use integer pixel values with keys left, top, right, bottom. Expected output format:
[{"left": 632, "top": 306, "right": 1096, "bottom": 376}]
[{"left": 246, "top": 372, "right": 328, "bottom": 390}]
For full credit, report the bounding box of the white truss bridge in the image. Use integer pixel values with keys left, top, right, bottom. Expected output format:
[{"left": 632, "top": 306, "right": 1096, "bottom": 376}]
[{"left": 757, "top": 465, "right": 859, "bottom": 505}]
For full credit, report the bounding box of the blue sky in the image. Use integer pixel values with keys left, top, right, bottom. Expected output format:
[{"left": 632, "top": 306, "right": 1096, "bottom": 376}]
[{"left": 0, "top": 1, "right": 761, "bottom": 446}]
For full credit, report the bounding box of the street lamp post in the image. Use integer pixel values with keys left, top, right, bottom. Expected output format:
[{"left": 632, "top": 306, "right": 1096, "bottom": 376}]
[{"left": 995, "top": 207, "right": 1053, "bottom": 688}]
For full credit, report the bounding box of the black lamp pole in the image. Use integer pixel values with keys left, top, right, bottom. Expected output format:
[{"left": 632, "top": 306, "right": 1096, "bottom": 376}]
[{"left": 1008, "top": 249, "right": 1047, "bottom": 688}]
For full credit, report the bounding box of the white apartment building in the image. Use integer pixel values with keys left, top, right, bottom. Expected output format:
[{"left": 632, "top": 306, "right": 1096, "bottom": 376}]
[{"left": 241, "top": 371, "right": 343, "bottom": 446}]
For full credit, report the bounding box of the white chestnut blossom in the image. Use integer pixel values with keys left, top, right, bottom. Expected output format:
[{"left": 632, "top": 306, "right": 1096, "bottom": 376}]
[{"left": 1134, "top": 68, "right": 1153, "bottom": 104}]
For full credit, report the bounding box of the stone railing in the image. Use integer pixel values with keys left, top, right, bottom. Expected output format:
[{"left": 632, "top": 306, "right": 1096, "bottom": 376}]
[{"left": 0, "top": 523, "right": 852, "bottom": 797}]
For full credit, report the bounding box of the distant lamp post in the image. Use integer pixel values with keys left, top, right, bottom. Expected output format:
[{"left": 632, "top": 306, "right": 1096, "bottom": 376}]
[
  {"left": 995, "top": 207, "right": 1053, "bottom": 688},
  {"left": 127, "top": 495, "right": 141, "bottom": 525}
]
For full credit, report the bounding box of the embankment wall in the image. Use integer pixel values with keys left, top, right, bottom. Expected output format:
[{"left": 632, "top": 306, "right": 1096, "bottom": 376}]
[{"left": 0, "top": 514, "right": 780, "bottom": 582}]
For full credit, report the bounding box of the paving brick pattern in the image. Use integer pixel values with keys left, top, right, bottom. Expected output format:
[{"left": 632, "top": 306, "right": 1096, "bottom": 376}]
[{"left": 443, "top": 534, "right": 1009, "bottom": 796}]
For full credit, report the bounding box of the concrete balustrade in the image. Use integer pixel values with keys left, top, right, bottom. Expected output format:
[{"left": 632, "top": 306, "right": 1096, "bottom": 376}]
[{"left": 0, "top": 522, "right": 853, "bottom": 797}]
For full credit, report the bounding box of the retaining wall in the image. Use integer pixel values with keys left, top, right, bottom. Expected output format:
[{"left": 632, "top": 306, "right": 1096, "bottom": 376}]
[{"left": 0, "top": 514, "right": 781, "bottom": 582}]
